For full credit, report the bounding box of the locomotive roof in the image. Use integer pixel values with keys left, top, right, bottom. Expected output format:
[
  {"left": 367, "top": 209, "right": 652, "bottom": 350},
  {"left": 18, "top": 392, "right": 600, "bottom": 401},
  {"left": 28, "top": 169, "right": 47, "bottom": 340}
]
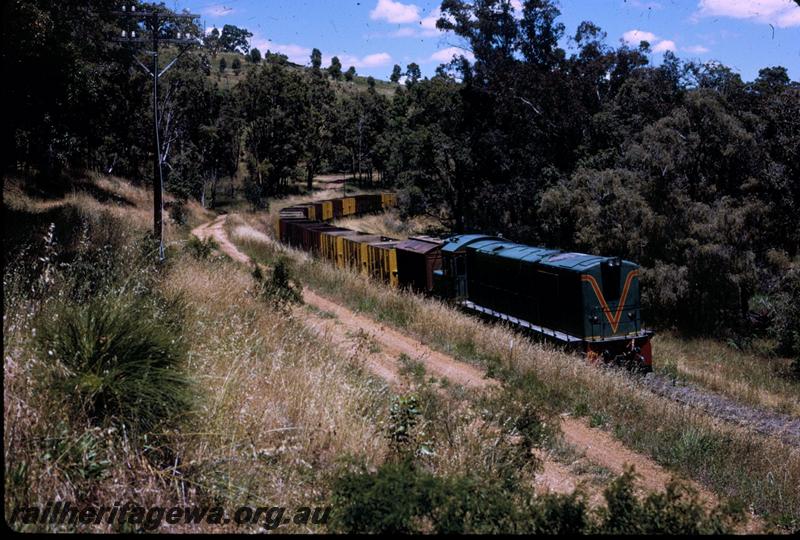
[
  {"left": 441, "top": 235, "right": 502, "bottom": 253},
  {"left": 442, "top": 235, "right": 636, "bottom": 272}
]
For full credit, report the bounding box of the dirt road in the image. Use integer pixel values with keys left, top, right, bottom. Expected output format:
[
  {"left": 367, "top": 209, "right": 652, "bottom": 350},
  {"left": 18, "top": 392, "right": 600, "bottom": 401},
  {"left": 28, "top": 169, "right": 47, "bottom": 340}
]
[{"left": 192, "top": 215, "right": 754, "bottom": 523}]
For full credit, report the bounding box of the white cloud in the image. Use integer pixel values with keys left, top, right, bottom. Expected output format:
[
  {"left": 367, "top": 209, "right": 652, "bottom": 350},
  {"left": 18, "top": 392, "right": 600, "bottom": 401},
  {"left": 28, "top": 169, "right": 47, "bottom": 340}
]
[
  {"left": 391, "top": 27, "right": 418, "bottom": 37},
  {"left": 359, "top": 52, "right": 394, "bottom": 68},
  {"left": 203, "top": 5, "right": 234, "bottom": 17},
  {"left": 419, "top": 7, "right": 442, "bottom": 34},
  {"left": 370, "top": 0, "right": 420, "bottom": 24},
  {"left": 251, "top": 39, "right": 312, "bottom": 64},
  {"left": 429, "top": 47, "right": 475, "bottom": 63},
  {"left": 622, "top": 29, "right": 658, "bottom": 45},
  {"left": 652, "top": 39, "right": 677, "bottom": 52},
  {"left": 696, "top": 0, "right": 800, "bottom": 28},
  {"left": 684, "top": 44, "right": 710, "bottom": 54},
  {"left": 621, "top": 29, "right": 681, "bottom": 53},
  {"left": 325, "top": 52, "right": 394, "bottom": 69}
]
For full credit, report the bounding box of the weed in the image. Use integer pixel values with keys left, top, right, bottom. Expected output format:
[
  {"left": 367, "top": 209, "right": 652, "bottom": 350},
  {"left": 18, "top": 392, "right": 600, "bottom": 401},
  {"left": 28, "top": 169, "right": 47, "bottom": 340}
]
[
  {"left": 397, "top": 353, "right": 427, "bottom": 384},
  {"left": 252, "top": 258, "right": 303, "bottom": 311},
  {"left": 589, "top": 412, "right": 609, "bottom": 428},
  {"left": 185, "top": 235, "right": 218, "bottom": 260},
  {"left": 573, "top": 402, "right": 590, "bottom": 417}
]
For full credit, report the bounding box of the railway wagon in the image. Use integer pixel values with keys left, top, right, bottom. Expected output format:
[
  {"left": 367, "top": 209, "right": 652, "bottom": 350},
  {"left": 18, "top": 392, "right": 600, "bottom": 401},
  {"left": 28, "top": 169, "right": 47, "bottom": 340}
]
[
  {"left": 279, "top": 218, "right": 312, "bottom": 247},
  {"left": 341, "top": 233, "right": 386, "bottom": 271},
  {"left": 381, "top": 193, "right": 397, "bottom": 210},
  {"left": 366, "top": 241, "right": 400, "bottom": 287},
  {"left": 395, "top": 237, "right": 443, "bottom": 293},
  {"left": 294, "top": 222, "right": 341, "bottom": 254},
  {"left": 436, "top": 235, "right": 654, "bottom": 370},
  {"left": 320, "top": 229, "right": 356, "bottom": 266},
  {"left": 354, "top": 194, "right": 383, "bottom": 215}
]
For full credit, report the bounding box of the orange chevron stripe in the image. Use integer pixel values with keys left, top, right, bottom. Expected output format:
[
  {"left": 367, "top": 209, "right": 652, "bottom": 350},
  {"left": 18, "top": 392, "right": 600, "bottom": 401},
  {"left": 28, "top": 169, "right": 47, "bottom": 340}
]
[{"left": 582, "top": 270, "right": 640, "bottom": 334}]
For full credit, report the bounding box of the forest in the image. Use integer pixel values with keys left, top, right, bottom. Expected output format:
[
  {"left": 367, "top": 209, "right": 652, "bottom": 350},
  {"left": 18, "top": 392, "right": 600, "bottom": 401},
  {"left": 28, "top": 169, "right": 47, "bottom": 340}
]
[{"left": 4, "top": 0, "right": 799, "bottom": 356}]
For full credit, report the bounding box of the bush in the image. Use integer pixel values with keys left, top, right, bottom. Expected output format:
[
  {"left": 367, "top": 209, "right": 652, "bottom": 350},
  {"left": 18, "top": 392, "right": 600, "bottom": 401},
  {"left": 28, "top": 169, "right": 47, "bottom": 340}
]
[
  {"left": 186, "top": 235, "right": 218, "bottom": 260},
  {"left": 329, "top": 463, "right": 743, "bottom": 534},
  {"left": 168, "top": 200, "right": 188, "bottom": 226},
  {"left": 768, "top": 265, "right": 800, "bottom": 361},
  {"left": 596, "top": 468, "right": 742, "bottom": 534},
  {"left": 36, "top": 292, "right": 192, "bottom": 435},
  {"left": 386, "top": 394, "right": 424, "bottom": 457},
  {"left": 252, "top": 258, "right": 303, "bottom": 311},
  {"left": 329, "top": 460, "right": 518, "bottom": 534}
]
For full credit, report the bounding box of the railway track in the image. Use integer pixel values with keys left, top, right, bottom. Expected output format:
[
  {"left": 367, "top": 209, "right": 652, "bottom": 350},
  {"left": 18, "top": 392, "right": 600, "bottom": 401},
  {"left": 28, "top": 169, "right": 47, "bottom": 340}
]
[
  {"left": 193, "top": 214, "right": 778, "bottom": 532},
  {"left": 192, "top": 221, "right": 702, "bottom": 479},
  {"left": 641, "top": 373, "right": 800, "bottom": 445}
]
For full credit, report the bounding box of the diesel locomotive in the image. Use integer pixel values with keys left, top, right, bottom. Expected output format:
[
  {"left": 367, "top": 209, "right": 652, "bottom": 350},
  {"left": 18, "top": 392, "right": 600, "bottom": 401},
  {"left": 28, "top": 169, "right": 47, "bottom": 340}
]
[{"left": 277, "top": 193, "right": 654, "bottom": 370}]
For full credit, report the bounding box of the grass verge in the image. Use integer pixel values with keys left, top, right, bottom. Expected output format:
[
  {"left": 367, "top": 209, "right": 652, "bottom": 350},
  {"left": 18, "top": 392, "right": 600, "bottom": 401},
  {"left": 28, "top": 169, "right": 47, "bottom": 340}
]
[{"left": 229, "top": 215, "right": 800, "bottom": 531}]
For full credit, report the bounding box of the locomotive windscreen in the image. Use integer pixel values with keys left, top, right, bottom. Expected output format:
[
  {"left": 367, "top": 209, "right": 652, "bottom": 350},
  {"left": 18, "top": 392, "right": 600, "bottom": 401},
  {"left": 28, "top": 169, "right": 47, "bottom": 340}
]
[{"left": 601, "top": 258, "right": 622, "bottom": 302}]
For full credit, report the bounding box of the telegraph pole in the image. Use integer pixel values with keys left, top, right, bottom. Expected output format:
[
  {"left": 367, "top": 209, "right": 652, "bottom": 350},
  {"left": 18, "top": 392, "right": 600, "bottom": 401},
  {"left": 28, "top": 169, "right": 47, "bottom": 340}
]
[{"left": 112, "top": 4, "right": 199, "bottom": 261}]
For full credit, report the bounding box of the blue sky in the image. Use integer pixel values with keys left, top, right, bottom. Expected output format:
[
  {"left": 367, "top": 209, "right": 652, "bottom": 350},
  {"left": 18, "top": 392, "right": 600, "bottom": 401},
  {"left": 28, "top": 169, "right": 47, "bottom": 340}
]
[{"left": 180, "top": 0, "right": 800, "bottom": 81}]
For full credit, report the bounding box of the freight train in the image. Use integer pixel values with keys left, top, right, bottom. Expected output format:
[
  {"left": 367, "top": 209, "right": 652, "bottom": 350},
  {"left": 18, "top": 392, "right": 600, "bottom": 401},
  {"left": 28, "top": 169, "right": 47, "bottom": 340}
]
[{"left": 277, "top": 193, "right": 654, "bottom": 370}]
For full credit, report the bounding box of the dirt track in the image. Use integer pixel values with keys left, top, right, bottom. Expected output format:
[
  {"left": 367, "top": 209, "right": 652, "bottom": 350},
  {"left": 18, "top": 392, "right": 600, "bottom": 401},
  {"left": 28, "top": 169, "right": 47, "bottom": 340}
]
[{"left": 191, "top": 214, "right": 761, "bottom": 525}]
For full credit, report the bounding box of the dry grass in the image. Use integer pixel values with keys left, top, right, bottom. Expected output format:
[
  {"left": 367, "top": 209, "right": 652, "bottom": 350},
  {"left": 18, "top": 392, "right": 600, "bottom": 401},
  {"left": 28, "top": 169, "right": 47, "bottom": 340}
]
[
  {"left": 333, "top": 210, "right": 445, "bottom": 239},
  {"left": 4, "top": 175, "right": 575, "bottom": 533},
  {"left": 3, "top": 176, "right": 391, "bottom": 532},
  {"left": 229, "top": 215, "right": 800, "bottom": 530},
  {"left": 654, "top": 333, "right": 800, "bottom": 416}
]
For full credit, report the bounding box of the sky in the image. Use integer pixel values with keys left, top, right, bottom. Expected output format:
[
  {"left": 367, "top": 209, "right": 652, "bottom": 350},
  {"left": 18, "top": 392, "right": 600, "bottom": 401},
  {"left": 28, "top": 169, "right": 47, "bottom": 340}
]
[{"left": 178, "top": 0, "right": 800, "bottom": 81}]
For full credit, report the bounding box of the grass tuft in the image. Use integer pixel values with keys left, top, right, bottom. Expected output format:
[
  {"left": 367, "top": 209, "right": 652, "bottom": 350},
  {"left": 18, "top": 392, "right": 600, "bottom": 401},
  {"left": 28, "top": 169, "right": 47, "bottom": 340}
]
[{"left": 36, "top": 292, "right": 192, "bottom": 435}]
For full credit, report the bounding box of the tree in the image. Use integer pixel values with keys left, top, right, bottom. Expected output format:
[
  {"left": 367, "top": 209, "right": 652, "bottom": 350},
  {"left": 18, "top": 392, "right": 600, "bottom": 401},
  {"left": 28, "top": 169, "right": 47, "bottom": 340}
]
[
  {"left": 219, "top": 56, "right": 227, "bottom": 74},
  {"left": 232, "top": 56, "right": 242, "bottom": 75},
  {"left": 329, "top": 56, "right": 343, "bottom": 80},
  {"left": 345, "top": 66, "right": 357, "bottom": 81},
  {"left": 248, "top": 47, "right": 262, "bottom": 64},
  {"left": 406, "top": 63, "right": 421, "bottom": 85},
  {"left": 238, "top": 62, "right": 310, "bottom": 197},
  {"left": 311, "top": 48, "right": 323, "bottom": 70},
  {"left": 304, "top": 69, "right": 336, "bottom": 191},
  {"left": 219, "top": 24, "right": 252, "bottom": 54},
  {"left": 205, "top": 27, "right": 221, "bottom": 57},
  {"left": 391, "top": 64, "right": 403, "bottom": 83}
]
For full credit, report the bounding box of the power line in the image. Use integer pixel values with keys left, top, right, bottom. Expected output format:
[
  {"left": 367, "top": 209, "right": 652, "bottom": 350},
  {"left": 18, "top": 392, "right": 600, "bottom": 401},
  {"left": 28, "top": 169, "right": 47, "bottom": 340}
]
[{"left": 111, "top": 4, "right": 200, "bottom": 261}]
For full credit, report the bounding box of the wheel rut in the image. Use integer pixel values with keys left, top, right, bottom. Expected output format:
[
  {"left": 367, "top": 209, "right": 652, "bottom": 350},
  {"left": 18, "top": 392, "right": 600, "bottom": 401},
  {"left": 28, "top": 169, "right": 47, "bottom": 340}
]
[{"left": 192, "top": 215, "right": 763, "bottom": 531}]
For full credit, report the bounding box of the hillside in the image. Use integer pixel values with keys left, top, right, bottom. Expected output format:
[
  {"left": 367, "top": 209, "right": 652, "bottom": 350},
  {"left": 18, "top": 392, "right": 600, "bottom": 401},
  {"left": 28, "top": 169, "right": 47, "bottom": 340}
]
[
  {"left": 5, "top": 0, "right": 800, "bottom": 534},
  {"left": 197, "top": 49, "right": 397, "bottom": 96},
  {"left": 6, "top": 174, "right": 798, "bottom": 532}
]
